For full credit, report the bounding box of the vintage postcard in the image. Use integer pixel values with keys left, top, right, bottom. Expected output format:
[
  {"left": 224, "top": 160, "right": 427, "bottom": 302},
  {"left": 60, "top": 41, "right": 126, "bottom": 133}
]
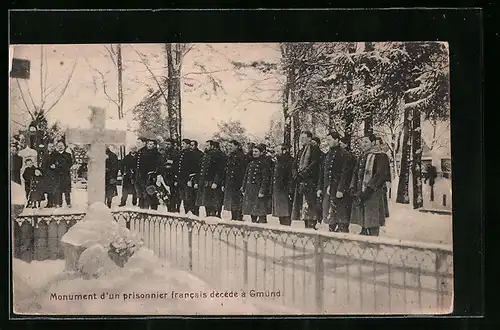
[{"left": 10, "top": 42, "right": 453, "bottom": 315}]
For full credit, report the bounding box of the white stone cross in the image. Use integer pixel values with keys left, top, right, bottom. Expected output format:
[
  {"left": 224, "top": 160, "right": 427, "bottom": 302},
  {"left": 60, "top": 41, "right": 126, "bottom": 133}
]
[{"left": 66, "top": 106, "right": 126, "bottom": 206}]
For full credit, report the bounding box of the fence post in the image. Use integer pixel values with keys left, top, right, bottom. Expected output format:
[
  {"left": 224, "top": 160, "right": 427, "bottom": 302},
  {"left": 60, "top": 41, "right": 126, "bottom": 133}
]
[
  {"left": 243, "top": 231, "right": 249, "bottom": 292},
  {"left": 442, "top": 194, "right": 447, "bottom": 207},
  {"left": 435, "top": 249, "right": 446, "bottom": 310},
  {"left": 314, "top": 234, "right": 325, "bottom": 313},
  {"left": 187, "top": 220, "right": 193, "bottom": 271}
]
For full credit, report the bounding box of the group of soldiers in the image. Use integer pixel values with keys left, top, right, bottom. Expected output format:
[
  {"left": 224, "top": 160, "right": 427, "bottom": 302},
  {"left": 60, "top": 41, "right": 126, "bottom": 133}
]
[{"left": 112, "top": 130, "right": 391, "bottom": 236}]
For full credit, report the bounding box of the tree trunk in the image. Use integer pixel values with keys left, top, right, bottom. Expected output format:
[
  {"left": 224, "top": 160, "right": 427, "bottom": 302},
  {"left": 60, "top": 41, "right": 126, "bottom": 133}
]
[
  {"left": 165, "top": 43, "right": 180, "bottom": 142},
  {"left": 116, "top": 44, "right": 125, "bottom": 157},
  {"left": 343, "top": 43, "right": 356, "bottom": 150},
  {"left": 363, "top": 42, "right": 375, "bottom": 135},
  {"left": 411, "top": 106, "right": 423, "bottom": 209},
  {"left": 174, "top": 44, "right": 183, "bottom": 145},
  {"left": 291, "top": 89, "right": 300, "bottom": 157},
  {"left": 396, "top": 103, "right": 411, "bottom": 204},
  {"left": 282, "top": 69, "right": 292, "bottom": 149}
]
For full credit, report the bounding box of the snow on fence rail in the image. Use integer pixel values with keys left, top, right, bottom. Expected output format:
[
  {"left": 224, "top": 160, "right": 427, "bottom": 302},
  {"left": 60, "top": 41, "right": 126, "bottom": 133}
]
[{"left": 13, "top": 209, "right": 453, "bottom": 314}]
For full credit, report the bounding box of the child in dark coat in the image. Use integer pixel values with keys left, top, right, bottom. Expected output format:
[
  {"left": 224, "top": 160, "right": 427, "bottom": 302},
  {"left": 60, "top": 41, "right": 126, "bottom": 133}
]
[{"left": 22, "top": 158, "right": 44, "bottom": 208}]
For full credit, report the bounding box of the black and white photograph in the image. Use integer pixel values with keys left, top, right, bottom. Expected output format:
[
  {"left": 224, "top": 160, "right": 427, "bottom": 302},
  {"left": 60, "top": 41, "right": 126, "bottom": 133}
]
[{"left": 10, "top": 42, "right": 453, "bottom": 315}]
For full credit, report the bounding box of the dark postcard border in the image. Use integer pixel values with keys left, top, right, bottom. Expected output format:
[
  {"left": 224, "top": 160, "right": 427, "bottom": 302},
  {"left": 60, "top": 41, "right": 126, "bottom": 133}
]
[{"left": 6, "top": 8, "right": 484, "bottom": 324}]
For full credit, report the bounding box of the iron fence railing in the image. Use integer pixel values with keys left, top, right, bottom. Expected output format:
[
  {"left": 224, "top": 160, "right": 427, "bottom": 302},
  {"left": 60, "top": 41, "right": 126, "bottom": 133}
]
[{"left": 13, "top": 209, "right": 453, "bottom": 314}]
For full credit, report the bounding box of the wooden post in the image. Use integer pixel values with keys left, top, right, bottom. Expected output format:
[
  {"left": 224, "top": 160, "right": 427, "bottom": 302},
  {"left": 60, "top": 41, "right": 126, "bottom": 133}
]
[{"left": 442, "top": 194, "right": 447, "bottom": 207}]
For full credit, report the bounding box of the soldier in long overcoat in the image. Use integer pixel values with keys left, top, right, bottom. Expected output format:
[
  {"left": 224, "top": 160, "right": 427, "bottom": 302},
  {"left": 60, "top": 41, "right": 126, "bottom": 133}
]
[
  {"left": 195, "top": 140, "right": 225, "bottom": 217},
  {"left": 271, "top": 144, "right": 294, "bottom": 226},
  {"left": 162, "top": 138, "right": 180, "bottom": 212},
  {"left": 339, "top": 136, "right": 356, "bottom": 225},
  {"left": 242, "top": 144, "right": 271, "bottom": 223},
  {"left": 119, "top": 147, "right": 138, "bottom": 207},
  {"left": 222, "top": 140, "right": 247, "bottom": 221},
  {"left": 135, "top": 138, "right": 163, "bottom": 210},
  {"left": 187, "top": 140, "right": 204, "bottom": 216},
  {"left": 317, "top": 132, "right": 353, "bottom": 232},
  {"left": 349, "top": 134, "right": 390, "bottom": 236},
  {"left": 11, "top": 143, "right": 23, "bottom": 185},
  {"left": 176, "top": 139, "right": 193, "bottom": 214},
  {"left": 291, "top": 131, "right": 322, "bottom": 229},
  {"left": 105, "top": 147, "right": 119, "bottom": 208},
  {"left": 54, "top": 141, "right": 73, "bottom": 208},
  {"left": 312, "top": 136, "right": 326, "bottom": 224},
  {"left": 134, "top": 138, "right": 147, "bottom": 208}
]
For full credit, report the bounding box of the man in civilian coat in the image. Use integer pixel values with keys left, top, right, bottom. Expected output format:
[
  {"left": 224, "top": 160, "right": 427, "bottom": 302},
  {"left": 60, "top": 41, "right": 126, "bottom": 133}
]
[
  {"left": 54, "top": 141, "right": 73, "bottom": 208},
  {"left": 291, "top": 131, "right": 322, "bottom": 229},
  {"left": 195, "top": 140, "right": 225, "bottom": 217},
  {"left": 40, "top": 142, "right": 57, "bottom": 208},
  {"left": 317, "top": 132, "right": 352, "bottom": 233},
  {"left": 222, "top": 140, "right": 247, "bottom": 221},
  {"left": 349, "top": 134, "right": 391, "bottom": 236}
]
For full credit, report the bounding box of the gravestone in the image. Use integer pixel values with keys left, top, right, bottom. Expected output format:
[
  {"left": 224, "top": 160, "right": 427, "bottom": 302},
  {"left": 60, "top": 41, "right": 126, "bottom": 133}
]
[{"left": 66, "top": 106, "right": 126, "bottom": 206}]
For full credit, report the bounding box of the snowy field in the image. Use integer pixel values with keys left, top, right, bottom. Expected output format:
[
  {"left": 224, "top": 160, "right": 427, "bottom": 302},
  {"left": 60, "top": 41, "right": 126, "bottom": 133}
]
[{"left": 14, "top": 179, "right": 453, "bottom": 315}]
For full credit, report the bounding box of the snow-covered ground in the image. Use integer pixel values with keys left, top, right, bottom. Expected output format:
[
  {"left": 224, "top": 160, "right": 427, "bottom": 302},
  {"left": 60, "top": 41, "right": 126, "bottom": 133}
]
[
  {"left": 14, "top": 180, "right": 453, "bottom": 315},
  {"left": 13, "top": 249, "right": 262, "bottom": 315},
  {"left": 19, "top": 178, "right": 453, "bottom": 245}
]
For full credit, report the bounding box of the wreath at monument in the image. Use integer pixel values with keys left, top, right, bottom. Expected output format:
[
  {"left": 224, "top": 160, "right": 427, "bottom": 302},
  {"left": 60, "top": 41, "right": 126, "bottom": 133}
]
[{"left": 108, "top": 232, "right": 143, "bottom": 267}]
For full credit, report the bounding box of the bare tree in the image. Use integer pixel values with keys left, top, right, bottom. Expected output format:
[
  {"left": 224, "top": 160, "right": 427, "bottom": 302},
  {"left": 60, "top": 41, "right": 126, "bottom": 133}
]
[
  {"left": 86, "top": 44, "right": 125, "bottom": 120},
  {"left": 129, "top": 44, "right": 228, "bottom": 143},
  {"left": 14, "top": 45, "right": 77, "bottom": 124}
]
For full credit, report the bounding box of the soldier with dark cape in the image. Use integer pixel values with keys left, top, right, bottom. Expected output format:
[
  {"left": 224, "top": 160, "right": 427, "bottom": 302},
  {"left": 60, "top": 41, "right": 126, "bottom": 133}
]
[
  {"left": 222, "top": 140, "right": 247, "bottom": 221},
  {"left": 349, "top": 134, "right": 390, "bottom": 236},
  {"left": 271, "top": 144, "right": 294, "bottom": 226},
  {"left": 195, "top": 140, "right": 225, "bottom": 217}
]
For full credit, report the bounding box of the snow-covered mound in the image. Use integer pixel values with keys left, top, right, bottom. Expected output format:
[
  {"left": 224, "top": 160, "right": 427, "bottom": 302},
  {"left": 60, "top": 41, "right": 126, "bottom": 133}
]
[{"left": 13, "top": 248, "right": 260, "bottom": 315}]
